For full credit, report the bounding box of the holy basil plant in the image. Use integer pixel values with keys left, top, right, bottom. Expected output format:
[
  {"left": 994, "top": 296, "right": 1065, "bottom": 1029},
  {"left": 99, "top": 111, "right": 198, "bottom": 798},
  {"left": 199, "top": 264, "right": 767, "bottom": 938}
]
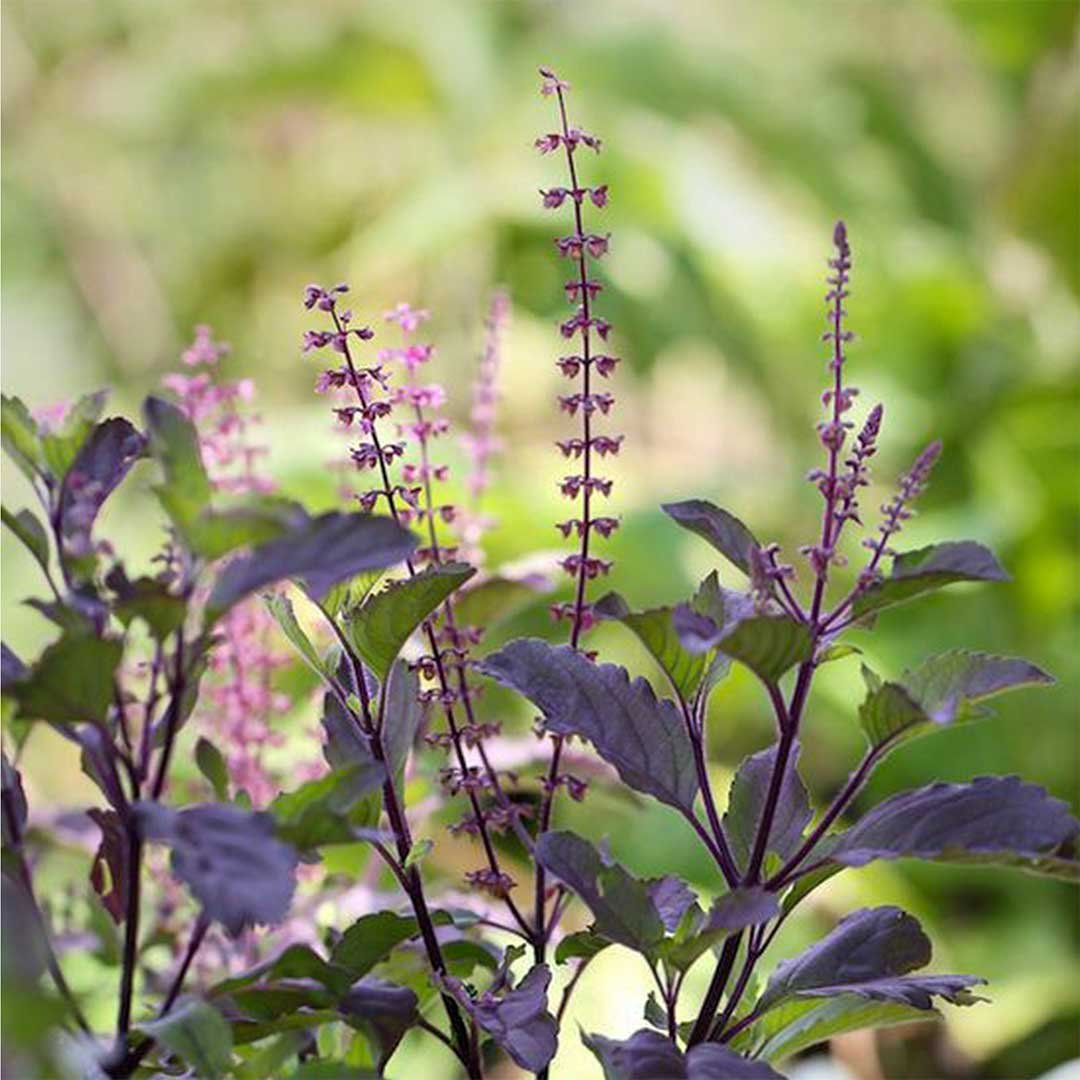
[{"left": 2, "top": 64, "right": 1076, "bottom": 1080}]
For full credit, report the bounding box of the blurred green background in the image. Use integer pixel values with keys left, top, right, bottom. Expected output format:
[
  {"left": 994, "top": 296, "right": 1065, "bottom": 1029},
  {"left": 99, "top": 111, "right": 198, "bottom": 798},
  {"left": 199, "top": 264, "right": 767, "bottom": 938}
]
[{"left": 3, "top": 1, "right": 1078, "bottom": 1077}]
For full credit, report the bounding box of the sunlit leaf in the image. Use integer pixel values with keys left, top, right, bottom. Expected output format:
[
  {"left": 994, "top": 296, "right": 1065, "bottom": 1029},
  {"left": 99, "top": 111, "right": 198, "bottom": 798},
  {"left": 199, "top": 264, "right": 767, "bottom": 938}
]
[
  {"left": 344, "top": 562, "right": 474, "bottom": 681},
  {"left": 662, "top": 499, "right": 760, "bottom": 577},
  {"left": 13, "top": 631, "right": 123, "bottom": 726},
  {"left": 137, "top": 997, "right": 233, "bottom": 1080},
  {"left": 1, "top": 506, "right": 51, "bottom": 578}
]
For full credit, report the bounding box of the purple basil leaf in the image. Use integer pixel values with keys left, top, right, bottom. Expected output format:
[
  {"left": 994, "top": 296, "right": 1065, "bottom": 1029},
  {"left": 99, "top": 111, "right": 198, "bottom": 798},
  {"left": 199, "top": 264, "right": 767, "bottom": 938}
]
[
  {"left": 136, "top": 802, "right": 299, "bottom": 935},
  {"left": 661, "top": 887, "right": 779, "bottom": 973},
  {"left": 860, "top": 651, "right": 1054, "bottom": 755},
  {"left": 662, "top": 499, "right": 760, "bottom": 578},
  {"left": 206, "top": 511, "right": 416, "bottom": 623},
  {"left": 723, "top": 744, "right": 812, "bottom": 874},
  {"left": 852, "top": 540, "right": 1009, "bottom": 619},
  {"left": 536, "top": 830, "right": 665, "bottom": 953},
  {"left": 480, "top": 638, "right": 698, "bottom": 814},
  {"left": 830, "top": 775, "right": 1080, "bottom": 876},
  {"left": 1, "top": 643, "right": 27, "bottom": 690},
  {"left": 646, "top": 875, "right": 698, "bottom": 933},
  {"left": 686, "top": 1043, "right": 785, "bottom": 1079},
  {"left": 583, "top": 1027, "right": 687, "bottom": 1079},
  {"left": 468, "top": 964, "right": 558, "bottom": 1073},
  {"left": 758, "top": 906, "right": 983, "bottom": 1014},
  {"left": 57, "top": 418, "right": 145, "bottom": 571},
  {"left": 338, "top": 977, "right": 418, "bottom": 1072},
  {"left": 1, "top": 753, "right": 28, "bottom": 847}
]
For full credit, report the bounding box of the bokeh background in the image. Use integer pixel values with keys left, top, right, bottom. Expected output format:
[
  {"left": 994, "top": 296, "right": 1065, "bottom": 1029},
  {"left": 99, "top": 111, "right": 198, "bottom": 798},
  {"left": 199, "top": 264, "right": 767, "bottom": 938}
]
[{"left": 3, "top": 1, "right": 1078, "bottom": 1078}]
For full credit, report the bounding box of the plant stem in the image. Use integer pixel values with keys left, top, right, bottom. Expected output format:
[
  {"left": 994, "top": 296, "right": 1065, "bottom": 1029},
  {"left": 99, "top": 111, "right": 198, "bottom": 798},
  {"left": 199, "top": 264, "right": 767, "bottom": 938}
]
[{"left": 687, "top": 932, "right": 742, "bottom": 1046}]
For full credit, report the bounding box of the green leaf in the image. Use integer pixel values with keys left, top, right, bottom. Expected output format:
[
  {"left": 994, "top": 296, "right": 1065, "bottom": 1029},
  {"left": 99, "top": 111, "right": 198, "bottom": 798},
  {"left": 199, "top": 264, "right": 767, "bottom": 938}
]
[
  {"left": 40, "top": 391, "right": 107, "bottom": 480},
  {"left": 137, "top": 997, "right": 233, "bottom": 1080},
  {"left": 2, "top": 506, "right": 51, "bottom": 577},
  {"left": 859, "top": 651, "right": 1053, "bottom": 756},
  {"left": 143, "top": 396, "right": 213, "bottom": 538},
  {"left": 13, "top": 631, "right": 123, "bottom": 726},
  {"left": 344, "top": 562, "right": 474, "bottom": 681},
  {"left": 716, "top": 615, "right": 812, "bottom": 684},
  {"left": 269, "top": 765, "right": 386, "bottom": 852},
  {"left": 109, "top": 572, "right": 187, "bottom": 641},
  {"left": 662, "top": 499, "right": 760, "bottom": 576},
  {"left": 451, "top": 572, "right": 549, "bottom": 633},
  {"left": 535, "top": 831, "right": 665, "bottom": 955},
  {"left": 380, "top": 661, "right": 424, "bottom": 782},
  {"left": 852, "top": 541, "right": 1009, "bottom": 619},
  {"left": 265, "top": 592, "right": 333, "bottom": 680},
  {"left": 661, "top": 888, "right": 779, "bottom": 973},
  {"left": 735, "top": 994, "right": 933, "bottom": 1064},
  {"left": 206, "top": 512, "right": 417, "bottom": 622},
  {"left": 555, "top": 930, "right": 610, "bottom": 964},
  {"left": 1, "top": 395, "right": 45, "bottom": 481},
  {"left": 187, "top": 499, "right": 310, "bottom": 562},
  {"left": 403, "top": 838, "right": 433, "bottom": 869},
  {"left": 212, "top": 943, "right": 354, "bottom": 999},
  {"left": 594, "top": 591, "right": 706, "bottom": 703},
  {"left": 195, "top": 737, "right": 230, "bottom": 800},
  {"left": 331, "top": 911, "right": 432, "bottom": 978}
]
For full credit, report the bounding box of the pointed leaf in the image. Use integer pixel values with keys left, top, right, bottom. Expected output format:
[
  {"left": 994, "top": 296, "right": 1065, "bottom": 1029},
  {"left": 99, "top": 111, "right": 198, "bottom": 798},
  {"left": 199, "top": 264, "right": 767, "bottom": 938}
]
[
  {"left": 852, "top": 541, "right": 1009, "bottom": 619},
  {"left": 13, "top": 631, "right": 123, "bottom": 726},
  {"left": 195, "top": 738, "right": 230, "bottom": 801},
  {"left": 40, "top": 391, "right": 108, "bottom": 480},
  {"left": 829, "top": 775, "right": 1080, "bottom": 877},
  {"left": 724, "top": 744, "right": 812, "bottom": 875},
  {"left": 1, "top": 753, "right": 28, "bottom": 847},
  {"left": 1, "top": 394, "right": 45, "bottom": 480},
  {"left": 344, "top": 562, "right": 474, "bottom": 681},
  {"left": 87, "top": 807, "right": 126, "bottom": 924},
  {"left": 860, "top": 651, "right": 1053, "bottom": 754},
  {"left": 265, "top": 592, "right": 333, "bottom": 680},
  {"left": 662, "top": 888, "right": 779, "bottom": 973},
  {"left": 109, "top": 571, "right": 187, "bottom": 641},
  {"left": 646, "top": 875, "right": 698, "bottom": 933},
  {"left": 583, "top": 1028, "right": 685, "bottom": 1079},
  {"left": 662, "top": 499, "right": 759, "bottom": 577},
  {"left": 480, "top": 638, "right": 698, "bottom": 813},
  {"left": 331, "top": 911, "right": 428, "bottom": 978},
  {"left": 714, "top": 616, "right": 812, "bottom": 684},
  {"left": 56, "top": 418, "right": 145, "bottom": 572},
  {"left": 595, "top": 592, "right": 706, "bottom": 702},
  {"left": 137, "top": 996, "right": 232, "bottom": 1080},
  {"left": 206, "top": 512, "right": 416, "bottom": 622},
  {"left": 136, "top": 802, "right": 299, "bottom": 935},
  {"left": 269, "top": 764, "right": 386, "bottom": 852},
  {"left": 2, "top": 506, "right": 51, "bottom": 577},
  {"left": 735, "top": 994, "right": 934, "bottom": 1065},
  {"left": 687, "top": 1043, "right": 785, "bottom": 1078},
  {"left": 143, "top": 395, "right": 213, "bottom": 536},
  {"left": 536, "top": 831, "right": 665, "bottom": 953},
  {"left": 381, "top": 661, "right": 424, "bottom": 781},
  {"left": 758, "top": 906, "right": 983, "bottom": 1014}
]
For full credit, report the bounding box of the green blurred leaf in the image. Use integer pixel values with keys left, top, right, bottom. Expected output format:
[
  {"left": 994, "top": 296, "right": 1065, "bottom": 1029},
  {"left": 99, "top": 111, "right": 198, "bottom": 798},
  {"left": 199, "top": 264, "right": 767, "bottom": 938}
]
[
  {"left": 137, "top": 997, "right": 233, "bottom": 1080},
  {"left": 13, "top": 631, "right": 123, "bottom": 726}
]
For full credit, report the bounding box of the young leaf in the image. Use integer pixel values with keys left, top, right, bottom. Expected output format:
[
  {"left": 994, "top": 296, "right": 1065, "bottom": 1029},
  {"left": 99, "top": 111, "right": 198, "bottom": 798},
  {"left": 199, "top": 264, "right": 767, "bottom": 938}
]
[
  {"left": 1, "top": 753, "right": 28, "bottom": 847},
  {"left": 2, "top": 506, "right": 51, "bottom": 577},
  {"left": 206, "top": 512, "right": 417, "bottom": 622},
  {"left": 87, "top": 807, "right": 126, "bottom": 924},
  {"left": 695, "top": 615, "right": 812, "bottom": 684},
  {"left": 756, "top": 906, "right": 983, "bottom": 1014},
  {"left": 535, "top": 831, "right": 665, "bottom": 953},
  {"left": 555, "top": 930, "right": 610, "bottom": 964},
  {"left": 403, "top": 838, "right": 433, "bottom": 869},
  {"left": 662, "top": 499, "right": 760, "bottom": 577},
  {"left": 40, "top": 391, "right": 107, "bottom": 480},
  {"left": 852, "top": 541, "right": 1008, "bottom": 619},
  {"left": 380, "top": 661, "right": 424, "bottom": 782},
  {"left": 137, "top": 996, "right": 233, "bottom": 1080},
  {"left": 480, "top": 639, "right": 698, "bottom": 814},
  {"left": 143, "top": 395, "right": 213, "bottom": 535},
  {"left": 466, "top": 964, "right": 558, "bottom": 1074},
  {"left": 829, "top": 775, "right": 1080, "bottom": 878},
  {"left": 195, "top": 737, "right": 230, "bottom": 800},
  {"left": 724, "top": 745, "right": 812, "bottom": 875},
  {"left": 646, "top": 875, "right": 698, "bottom": 933},
  {"left": 343, "top": 562, "right": 474, "bottom": 681},
  {"left": 662, "top": 888, "right": 779, "bottom": 973},
  {"left": 338, "top": 977, "right": 418, "bottom": 1072},
  {"left": 56, "top": 418, "right": 145, "bottom": 571},
  {"left": 136, "top": 802, "right": 299, "bottom": 935},
  {"left": 859, "top": 651, "right": 1053, "bottom": 756},
  {"left": 594, "top": 591, "right": 707, "bottom": 703},
  {"left": 264, "top": 592, "right": 333, "bottom": 680},
  {"left": 1, "top": 394, "right": 45, "bottom": 481},
  {"left": 108, "top": 572, "right": 187, "bottom": 642},
  {"left": 13, "top": 631, "right": 124, "bottom": 726}
]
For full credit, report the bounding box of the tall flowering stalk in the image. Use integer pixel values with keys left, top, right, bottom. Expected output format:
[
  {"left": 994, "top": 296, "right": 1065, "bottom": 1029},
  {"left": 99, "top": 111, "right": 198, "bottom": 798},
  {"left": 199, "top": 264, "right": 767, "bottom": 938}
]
[
  {"left": 163, "top": 326, "right": 286, "bottom": 807},
  {"left": 533, "top": 64, "right": 621, "bottom": 962},
  {"left": 458, "top": 290, "right": 510, "bottom": 565},
  {"left": 306, "top": 287, "right": 531, "bottom": 919}
]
